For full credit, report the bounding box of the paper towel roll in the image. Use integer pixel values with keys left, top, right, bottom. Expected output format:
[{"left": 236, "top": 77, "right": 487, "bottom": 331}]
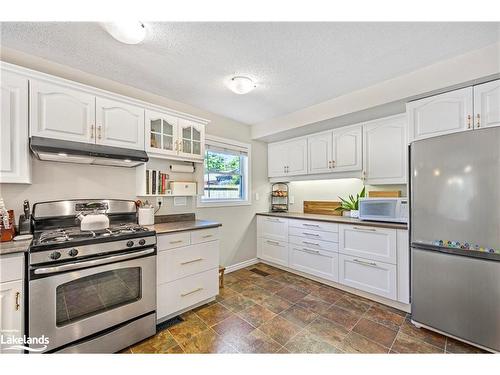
[{"left": 170, "top": 164, "right": 195, "bottom": 173}]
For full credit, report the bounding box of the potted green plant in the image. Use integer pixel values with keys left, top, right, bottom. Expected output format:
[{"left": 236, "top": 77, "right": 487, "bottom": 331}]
[{"left": 335, "top": 186, "right": 366, "bottom": 218}]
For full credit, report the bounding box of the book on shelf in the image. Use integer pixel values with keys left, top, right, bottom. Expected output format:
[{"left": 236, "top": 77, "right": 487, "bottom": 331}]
[{"left": 145, "top": 169, "right": 169, "bottom": 195}]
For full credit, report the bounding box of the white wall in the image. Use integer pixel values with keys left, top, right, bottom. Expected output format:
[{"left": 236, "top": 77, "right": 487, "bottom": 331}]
[
  {"left": 0, "top": 48, "right": 270, "bottom": 267},
  {"left": 287, "top": 179, "right": 406, "bottom": 213}
]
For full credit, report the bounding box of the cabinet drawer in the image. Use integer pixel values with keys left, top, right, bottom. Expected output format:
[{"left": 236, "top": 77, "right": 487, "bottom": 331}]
[
  {"left": 339, "top": 254, "right": 397, "bottom": 300},
  {"left": 338, "top": 225, "right": 396, "bottom": 264},
  {"left": 257, "top": 216, "right": 288, "bottom": 241},
  {"left": 289, "top": 226, "right": 338, "bottom": 243},
  {"left": 191, "top": 227, "right": 219, "bottom": 244},
  {"left": 157, "top": 240, "right": 219, "bottom": 284},
  {"left": 157, "top": 232, "right": 191, "bottom": 251},
  {"left": 288, "top": 219, "right": 338, "bottom": 233},
  {"left": 289, "top": 235, "right": 338, "bottom": 253},
  {"left": 289, "top": 245, "right": 339, "bottom": 282},
  {"left": 257, "top": 238, "right": 289, "bottom": 267},
  {"left": 0, "top": 253, "right": 24, "bottom": 283},
  {"left": 157, "top": 268, "right": 219, "bottom": 320}
]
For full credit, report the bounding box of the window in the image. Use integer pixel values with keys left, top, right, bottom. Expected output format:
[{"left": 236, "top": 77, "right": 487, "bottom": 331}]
[{"left": 197, "top": 136, "right": 251, "bottom": 207}]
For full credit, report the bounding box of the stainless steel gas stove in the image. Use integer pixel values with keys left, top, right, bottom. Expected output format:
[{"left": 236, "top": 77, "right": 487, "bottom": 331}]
[{"left": 27, "top": 199, "right": 157, "bottom": 353}]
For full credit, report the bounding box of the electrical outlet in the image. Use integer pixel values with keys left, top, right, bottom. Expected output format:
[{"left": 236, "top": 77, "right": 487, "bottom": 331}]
[
  {"left": 156, "top": 197, "right": 163, "bottom": 206},
  {"left": 255, "top": 192, "right": 260, "bottom": 201},
  {"left": 289, "top": 196, "right": 295, "bottom": 204}
]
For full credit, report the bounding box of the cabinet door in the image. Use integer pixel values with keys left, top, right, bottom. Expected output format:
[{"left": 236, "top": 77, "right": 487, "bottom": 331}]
[
  {"left": 267, "top": 142, "right": 287, "bottom": 177},
  {"left": 96, "top": 96, "right": 145, "bottom": 150},
  {"left": 407, "top": 87, "right": 473, "bottom": 142},
  {"left": 0, "top": 280, "right": 23, "bottom": 354},
  {"left": 30, "top": 79, "right": 95, "bottom": 143},
  {"left": 474, "top": 79, "right": 500, "bottom": 129},
  {"left": 396, "top": 230, "right": 410, "bottom": 304},
  {"left": 332, "top": 124, "right": 362, "bottom": 172},
  {"left": 1, "top": 71, "right": 30, "bottom": 183},
  {"left": 307, "top": 132, "right": 332, "bottom": 174},
  {"left": 285, "top": 138, "right": 308, "bottom": 176},
  {"left": 339, "top": 254, "right": 397, "bottom": 300},
  {"left": 257, "top": 216, "right": 288, "bottom": 242},
  {"left": 363, "top": 115, "right": 407, "bottom": 185},
  {"left": 338, "top": 224, "right": 397, "bottom": 264},
  {"left": 145, "top": 110, "right": 178, "bottom": 156},
  {"left": 289, "top": 246, "right": 339, "bottom": 282},
  {"left": 257, "top": 238, "right": 289, "bottom": 267},
  {"left": 178, "top": 119, "right": 205, "bottom": 160}
]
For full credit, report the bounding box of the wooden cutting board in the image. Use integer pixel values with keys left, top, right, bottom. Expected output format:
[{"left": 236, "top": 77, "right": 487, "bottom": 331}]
[
  {"left": 303, "top": 201, "right": 342, "bottom": 216},
  {"left": 368, "top": 190, "right": 401, "bottom": 198}
]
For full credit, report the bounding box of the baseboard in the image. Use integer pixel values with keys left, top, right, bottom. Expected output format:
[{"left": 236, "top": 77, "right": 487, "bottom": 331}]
[{"left": 225, "top": 258, "right": 259, "bottom": 274}]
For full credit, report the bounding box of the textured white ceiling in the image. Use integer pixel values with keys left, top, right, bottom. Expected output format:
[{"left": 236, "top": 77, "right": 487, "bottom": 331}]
[{"left": 1, "top": 22, "right": 499, "bottom": 125}]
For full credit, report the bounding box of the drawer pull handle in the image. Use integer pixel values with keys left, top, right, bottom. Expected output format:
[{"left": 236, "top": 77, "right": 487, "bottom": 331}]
[
  {"left": 170, "top": 240, "right": 184, "bottom": 244},
  {"left": 353, "top": 226, "right": 376, "bottom": 232},
  {"left": 266, "top": 240, "right": 280, "bottom": 245},
  {"left": 202, "top": 234, "right": 213, "bottom": 238},
  {"left": 266, "top": 218, "right": 282, "bottom": 223},
  {"left": 303, "top": 241, "right": 320, "bottom": 246},
  {"left": 15, "top": 292, "right": 20, "bottom": 311},
  {"left": 181, "top": 258, "right": 203, "bottom": 265},
  {"left": 300, "top": 248, "right": 320, "bottom": 254},
  {"left": 353, "top": 258, "right": 378, "bottom": 267},
  {"left": 181, "top": 287, "right": 203, "bottom": 297},
  {"left": 302, "top": 232, "right": 320, "bottom": 237},
  {"left": 303, "top": 223, "right": 320, "bottom": 227}
]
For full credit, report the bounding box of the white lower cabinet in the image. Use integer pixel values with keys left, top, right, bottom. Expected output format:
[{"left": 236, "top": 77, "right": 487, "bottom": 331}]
[
  {"left": 338, "top": 254, "right": 397, "bottom": 300},
  {"left": 257, "top": 216, "right": 288, "bottom": 242},
  {"left": 257, "top": 238, "right": 289, "bottom": 267},
  {"left": 256, "top": 215, "right": 409, "bottom": 305},
  {"left": 289, "top": 246, "right": 339, "bottom": 282},
  {"left": 339, "top": 224, "right": 397, "bottom": 264},
  {"left": 0, "top": 253, "right": 24, "bottom": 354},
  {"left": 156, "top": 228, "right": 220, "bottom": 321}
]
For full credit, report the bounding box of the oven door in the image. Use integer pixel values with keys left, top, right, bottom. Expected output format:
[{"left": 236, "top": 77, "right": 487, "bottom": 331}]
[{"left": 29, "top": 248, "right": 156, "bottom": 353}]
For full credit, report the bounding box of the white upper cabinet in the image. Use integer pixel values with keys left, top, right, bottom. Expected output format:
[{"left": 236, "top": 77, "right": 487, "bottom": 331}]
[
  {"left": 332, "top": 124, "right": 362, "bottom": 172},
  {"left": 145, "top": 109, "right": 178, "bottom": 157},
  {"left": 407, "top": 87, "right": 473, "bottom": 142},
  {"left": 363, "top": 115, "right": 407, "bottom": 185},
  {"left": 268, "top": 142, "right": 288, "bottom": 177},
  {"left": 30, "top": 78, "right": 95, "bottom": 143},
  {"left": 268, "top": 137, "right": 307, "bottom": 177},
  {"left": 178, "top": 119, "right": 205, "bottom": 160},
  {"left": 307, "top": 132, "right": 332, "bottom": 174},
  {"left": 95, "top": 96, "right": 144, "bottom": 150},
  {"left": 473, "top": 79, "right": 500, "bottom": 129},
  {"left": 1, "top": 70, "right": 30, "bottom": 183},
  {"left": 286, "top": 138, "right": 308, "bottom": 176}
]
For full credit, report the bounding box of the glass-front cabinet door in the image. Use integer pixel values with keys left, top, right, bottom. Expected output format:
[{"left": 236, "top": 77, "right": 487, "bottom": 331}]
[
  {"left": 178, "top": 119, "right": 205, "bottom": 160},
  {"left": 145, "top": 110, "right": 178, "bottom": 156}
]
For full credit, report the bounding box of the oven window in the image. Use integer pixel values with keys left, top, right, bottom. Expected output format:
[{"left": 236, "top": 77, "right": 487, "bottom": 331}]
[{"left": 56, "top": 267, "right": 141, "bottom": 327}]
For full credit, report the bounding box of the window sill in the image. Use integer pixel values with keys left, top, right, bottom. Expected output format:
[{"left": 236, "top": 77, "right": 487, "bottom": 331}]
[{"left": 196, "top": 199, "right": 252, "bottom": 208}]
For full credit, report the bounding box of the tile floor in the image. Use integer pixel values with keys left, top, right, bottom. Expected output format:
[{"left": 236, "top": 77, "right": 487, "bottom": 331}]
[{"left": 123, "top": 263, "right": 487, "bottom": 354}]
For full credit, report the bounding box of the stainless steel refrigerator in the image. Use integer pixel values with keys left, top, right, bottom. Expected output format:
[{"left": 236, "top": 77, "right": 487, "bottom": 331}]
[{"left": 410, "top": 126, "right": 500, "bottom": 352}]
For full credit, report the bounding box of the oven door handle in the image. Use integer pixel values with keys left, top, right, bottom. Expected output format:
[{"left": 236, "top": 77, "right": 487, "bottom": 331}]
[{"left": 33, "top": 248, "right": 155, "bottom": 275}]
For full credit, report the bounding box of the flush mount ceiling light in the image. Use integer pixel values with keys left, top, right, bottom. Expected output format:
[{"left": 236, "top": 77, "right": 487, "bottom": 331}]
[
  {"left": 227, "top": 76, "right": 257, "bottom": 95},
  {"left": 101, "top": 22, "right": 146, "bottom": 44}
]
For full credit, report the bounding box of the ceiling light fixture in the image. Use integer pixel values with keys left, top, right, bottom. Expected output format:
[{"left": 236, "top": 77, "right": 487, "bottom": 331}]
[
  {"left": 101, "top": 22, "right": 146, "bottom": 45},
  {"left": 227, "top": 76, "right": 256, "bottom": 95}
]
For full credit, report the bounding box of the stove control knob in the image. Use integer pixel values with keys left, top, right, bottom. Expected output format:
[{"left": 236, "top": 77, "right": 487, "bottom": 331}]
[
  {"left": 126, "top": 240, "right": 134, "bottom": 248},
  {"left": 139, "top": 239, "right": 146, "bottom": 246},
  {"left": 68, "top": 248, "right": 79, "bottom": 257},
  {"left": 50, "top": 251, "right": 61, "bottom": 260}
]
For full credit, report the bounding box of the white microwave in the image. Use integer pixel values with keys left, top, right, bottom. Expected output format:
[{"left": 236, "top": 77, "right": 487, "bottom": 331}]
[{"left": 358, "top": 198, "right": 408, "bottom": 223}]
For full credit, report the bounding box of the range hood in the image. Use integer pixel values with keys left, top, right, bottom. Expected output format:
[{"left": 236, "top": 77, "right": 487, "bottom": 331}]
[{"left": 30, "top": 136, "right": 148, "bottom": 167}]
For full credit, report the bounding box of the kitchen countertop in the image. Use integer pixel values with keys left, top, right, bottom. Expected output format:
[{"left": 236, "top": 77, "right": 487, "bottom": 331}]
[
  {"left": 0, "top": 238, "right": 32, "bottom": 255},
  {"left": 257, "top": 212, "right": 408, "bottom": 230},
  {"left": 148, "top": 220, "right": 222, "bottom": 234}
]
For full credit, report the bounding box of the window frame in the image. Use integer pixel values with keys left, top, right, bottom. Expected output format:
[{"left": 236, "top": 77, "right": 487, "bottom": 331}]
[{"left": 197, "top": 135, "right": 252, "bottom": 208}]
